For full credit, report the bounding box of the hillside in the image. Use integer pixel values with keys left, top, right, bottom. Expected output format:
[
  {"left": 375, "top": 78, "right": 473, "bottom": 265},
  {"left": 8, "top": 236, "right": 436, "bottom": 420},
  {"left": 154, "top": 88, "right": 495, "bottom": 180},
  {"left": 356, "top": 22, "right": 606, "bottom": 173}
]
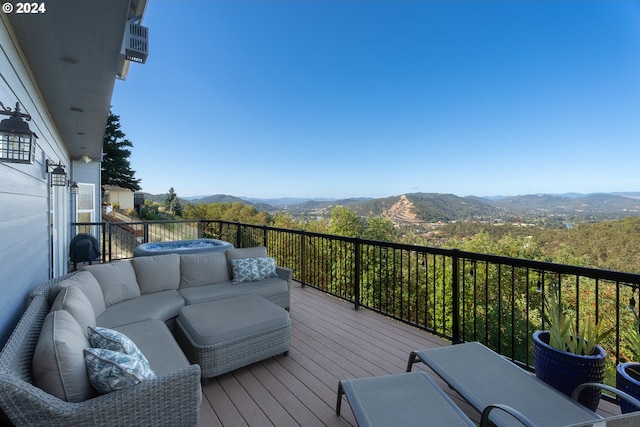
[
  {"left": 143, "top": 191, "right": 640, "bottom": 225},
  {"left": 353, "top": 193, "right": 499, "bottom": 224}
]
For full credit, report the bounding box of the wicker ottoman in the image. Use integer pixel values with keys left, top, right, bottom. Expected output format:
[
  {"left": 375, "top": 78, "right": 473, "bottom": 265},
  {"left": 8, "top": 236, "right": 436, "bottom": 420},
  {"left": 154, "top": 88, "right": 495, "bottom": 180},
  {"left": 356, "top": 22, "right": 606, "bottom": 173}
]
[{"left": 175, "top": 295, "right": 291, "bottom": 379}]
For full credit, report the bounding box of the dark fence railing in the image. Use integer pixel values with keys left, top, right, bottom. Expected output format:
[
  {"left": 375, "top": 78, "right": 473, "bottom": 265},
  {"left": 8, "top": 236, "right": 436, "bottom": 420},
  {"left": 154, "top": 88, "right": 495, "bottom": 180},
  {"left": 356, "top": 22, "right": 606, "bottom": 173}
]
[{"left": 72, "top": 219, "right": 640, "bottom": 389}]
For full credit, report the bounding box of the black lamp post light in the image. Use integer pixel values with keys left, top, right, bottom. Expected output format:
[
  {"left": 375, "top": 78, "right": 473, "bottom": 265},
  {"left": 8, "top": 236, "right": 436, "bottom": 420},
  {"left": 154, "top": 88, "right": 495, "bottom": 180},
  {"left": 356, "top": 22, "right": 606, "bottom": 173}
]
[{"left": 0, "top": 101, "right": 37, "bottom": 164}]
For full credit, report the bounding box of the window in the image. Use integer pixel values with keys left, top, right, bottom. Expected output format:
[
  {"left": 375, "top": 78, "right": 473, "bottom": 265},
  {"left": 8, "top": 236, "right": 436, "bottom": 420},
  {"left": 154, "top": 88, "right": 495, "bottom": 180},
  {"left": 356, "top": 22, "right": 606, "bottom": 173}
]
[{"left": 76, "top": 183, "right": 95, "bottom": 234}]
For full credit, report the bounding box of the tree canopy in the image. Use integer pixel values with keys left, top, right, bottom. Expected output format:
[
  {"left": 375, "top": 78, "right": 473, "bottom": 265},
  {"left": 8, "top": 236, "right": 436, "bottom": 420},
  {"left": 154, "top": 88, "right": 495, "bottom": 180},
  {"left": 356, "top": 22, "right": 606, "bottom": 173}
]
[{"left": 102, "top": 111, "right": 141, "bottom": 191}]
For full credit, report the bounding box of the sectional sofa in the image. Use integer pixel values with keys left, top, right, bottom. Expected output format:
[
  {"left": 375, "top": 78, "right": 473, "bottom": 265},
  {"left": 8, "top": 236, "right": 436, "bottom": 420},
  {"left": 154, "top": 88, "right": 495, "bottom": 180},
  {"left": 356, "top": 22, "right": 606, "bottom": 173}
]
[{"left": 0, "top": 247, "right": 292, "bottom": 426}]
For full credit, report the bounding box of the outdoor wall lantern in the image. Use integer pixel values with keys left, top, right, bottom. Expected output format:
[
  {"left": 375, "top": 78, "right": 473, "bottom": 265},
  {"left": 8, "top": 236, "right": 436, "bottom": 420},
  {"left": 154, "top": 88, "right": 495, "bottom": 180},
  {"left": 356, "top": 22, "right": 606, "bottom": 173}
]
[
  {"left": 0, "top": 101, "right": 37, "bottom": 164},
  {"left": 70, "top": 181, "right": 79, "bottom": 194},
  {"left": 46, "top": 160, "right": 67, "bottom": 187}
]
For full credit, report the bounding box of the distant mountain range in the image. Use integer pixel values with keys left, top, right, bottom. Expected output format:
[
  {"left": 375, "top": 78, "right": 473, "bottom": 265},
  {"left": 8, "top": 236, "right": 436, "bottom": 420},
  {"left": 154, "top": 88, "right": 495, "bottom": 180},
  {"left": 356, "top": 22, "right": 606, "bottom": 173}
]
[{"left": 142, "top": 192, "right": 640, "bottom": 224}]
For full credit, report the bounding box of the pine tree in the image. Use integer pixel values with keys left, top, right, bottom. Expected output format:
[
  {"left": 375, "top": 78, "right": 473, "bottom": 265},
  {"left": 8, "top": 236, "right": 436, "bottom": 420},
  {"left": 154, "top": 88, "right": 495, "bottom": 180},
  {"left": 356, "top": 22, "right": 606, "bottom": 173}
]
[
  {"left": 164, "top": 187, "right": 182, "bottom": 216},
  {"left": 102, "top": 111, "right": 141, "bottom": 191}
]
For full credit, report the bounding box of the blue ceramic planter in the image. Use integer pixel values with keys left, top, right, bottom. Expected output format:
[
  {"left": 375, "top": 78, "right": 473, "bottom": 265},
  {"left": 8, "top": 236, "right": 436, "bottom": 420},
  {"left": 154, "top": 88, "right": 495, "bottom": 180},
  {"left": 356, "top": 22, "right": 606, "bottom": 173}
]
[
  {"left": 533, "top": 330, "right": 606, "bottom": 412},
  {"left": 616, "top": 362, "right": 640, "bottom": 413}
]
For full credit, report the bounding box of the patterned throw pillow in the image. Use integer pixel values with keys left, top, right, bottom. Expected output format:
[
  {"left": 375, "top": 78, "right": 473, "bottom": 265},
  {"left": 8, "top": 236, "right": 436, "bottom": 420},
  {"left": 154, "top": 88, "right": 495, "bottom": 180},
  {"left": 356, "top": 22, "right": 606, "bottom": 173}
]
[
  {"left": 231, "top": 258, "right": 261, "bottom": 284},
  {"left": 256, "top": 257, "right": 278, "bottom": 279},
  {"left": 84, "top": 348, "right": 156, "bottom": 394},
  {"left": 87, "top": 326, "right": 149, "bottom": 364}
]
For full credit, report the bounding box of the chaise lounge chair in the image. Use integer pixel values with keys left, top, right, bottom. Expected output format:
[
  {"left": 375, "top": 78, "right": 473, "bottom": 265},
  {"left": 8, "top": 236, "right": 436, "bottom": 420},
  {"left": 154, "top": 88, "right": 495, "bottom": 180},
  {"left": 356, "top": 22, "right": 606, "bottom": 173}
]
[
  {"left": 336, "top": 371, "right": 533, "bottom": 427},
  {"left": 406, "top": 342, "right": 640, "bottom": 427}
]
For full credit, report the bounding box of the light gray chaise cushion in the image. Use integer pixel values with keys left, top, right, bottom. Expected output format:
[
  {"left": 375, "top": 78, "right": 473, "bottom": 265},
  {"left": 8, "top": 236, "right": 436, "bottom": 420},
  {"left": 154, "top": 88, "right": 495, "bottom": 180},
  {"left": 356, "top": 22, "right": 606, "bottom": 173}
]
[
  {"left": 84, "top": 260, "right": 141, "bottom": 306},
  {"left": 114, "top": 318, "right": 191, "bottom": 375},
  {"left": 50, "top": 285, "right": 96, "bottom": 334},
  {"left": 96, "top": 290, "right": 185, "bottom": 329},
  {"left": 131, "top": 253, "right": 181, "bottom": 294},
  {"left": 32, "top": 310, "right": 96, "bottom": 402},
  {"left": 48, "top": 270, "right": 106, "bottom": 317},
  {"left": 178, "top": 277, "right": 288, "bottom": 305},
  {"left": 180, "top": 252, "right": 230, "bottom": 288}
]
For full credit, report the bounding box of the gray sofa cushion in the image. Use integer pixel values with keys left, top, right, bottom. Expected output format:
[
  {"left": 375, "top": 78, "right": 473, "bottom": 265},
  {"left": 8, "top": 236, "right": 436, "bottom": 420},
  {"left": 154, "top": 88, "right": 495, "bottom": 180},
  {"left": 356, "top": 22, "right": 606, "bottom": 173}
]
[
  {"left": 180, "top": 252, "right": 229, "bottom": 288},
  {"left": 178, "top": 277, "right": 288, "bottom": 305},
  {"left": 96, "top": 290, "right": 185, "bottom": 328},
  {"left": 48, "top": 271, "right": 106, "bottom": 317},
  {"left": 131, "top": 253, "right": 180, "bottom": 294},
  {"left": 84, "top": 261, "right": 141, "bottom": 306},
  {"left": 50, "top": 285, "right": 96, "bottom": 334},
  {"left": 225, "top": 246, "right": 268, "bottom": 277},
  {"left": 177, "top": 295, "right": 289, "bottom": 345},
  {"left": 114, "top": 319, "right": 191, "bottom": 376},
  {"left": 32, "top": 310, "right": 96, "bottom": 402}
]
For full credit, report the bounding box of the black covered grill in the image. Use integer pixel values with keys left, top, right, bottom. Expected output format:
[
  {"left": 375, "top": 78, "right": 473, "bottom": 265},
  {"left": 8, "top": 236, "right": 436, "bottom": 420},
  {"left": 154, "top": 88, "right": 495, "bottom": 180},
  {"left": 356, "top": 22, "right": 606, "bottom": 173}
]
[{"left": 69, "top": 233, "right": 100, "bottom": 270}]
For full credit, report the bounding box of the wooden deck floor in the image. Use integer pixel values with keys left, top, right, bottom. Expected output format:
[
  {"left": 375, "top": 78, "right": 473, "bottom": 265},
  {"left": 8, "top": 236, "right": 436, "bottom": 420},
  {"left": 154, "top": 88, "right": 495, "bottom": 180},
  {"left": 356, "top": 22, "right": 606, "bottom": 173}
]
[{"left": 197, "top": 283, "right": 621, "bottom": 426}]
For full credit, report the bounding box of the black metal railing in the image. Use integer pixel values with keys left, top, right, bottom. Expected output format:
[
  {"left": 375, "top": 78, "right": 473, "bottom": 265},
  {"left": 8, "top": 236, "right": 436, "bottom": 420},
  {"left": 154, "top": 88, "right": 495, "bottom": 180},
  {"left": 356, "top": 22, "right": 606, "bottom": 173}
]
[{"left": 72, "top": 219, "right": 640, "bottom": 388}]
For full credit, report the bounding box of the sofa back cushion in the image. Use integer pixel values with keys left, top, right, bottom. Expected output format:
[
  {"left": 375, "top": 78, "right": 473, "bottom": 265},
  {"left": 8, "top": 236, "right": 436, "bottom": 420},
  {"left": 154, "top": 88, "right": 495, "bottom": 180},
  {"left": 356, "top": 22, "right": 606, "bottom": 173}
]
[
  {"left": 84, "top": 261, "right": 141, "bottom": 306},
  {"left": 48, "top": 271, "right": 106, "bottom": 317},
  {"left": 131, "top": 253, "right": 180, "bottom": 294},
  {"left": 180, "top": 252, "right": 230, "bottom": 288},
  {"left": 225, "top": 246, "right": 268, "bottom": 277},
  {"left": 32, "top": 310, "right": 96, "bottom": 402},
  {"left": 50, "top": 285, "right": 96, "bottom": 334}
]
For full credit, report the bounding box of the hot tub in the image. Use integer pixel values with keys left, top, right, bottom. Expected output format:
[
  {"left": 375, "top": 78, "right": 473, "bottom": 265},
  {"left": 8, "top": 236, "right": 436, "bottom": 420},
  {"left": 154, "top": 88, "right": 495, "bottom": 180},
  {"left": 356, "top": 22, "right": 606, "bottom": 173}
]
[{"left": 133, "top": 238, "right": 234, "bottom": 257}]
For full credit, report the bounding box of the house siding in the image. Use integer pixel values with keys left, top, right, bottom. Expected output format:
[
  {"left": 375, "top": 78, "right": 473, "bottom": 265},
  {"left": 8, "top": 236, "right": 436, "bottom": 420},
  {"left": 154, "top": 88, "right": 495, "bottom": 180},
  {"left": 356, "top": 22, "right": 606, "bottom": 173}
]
[{"left": 0, "top": 17, "right": 71, "bottom": 346}]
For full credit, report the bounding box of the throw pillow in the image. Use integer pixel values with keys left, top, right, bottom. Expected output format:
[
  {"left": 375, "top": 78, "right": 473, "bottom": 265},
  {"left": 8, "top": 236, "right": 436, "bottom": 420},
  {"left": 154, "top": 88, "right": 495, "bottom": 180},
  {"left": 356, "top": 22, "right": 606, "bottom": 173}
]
[
  {"left": 231, "top": 258, "right": 261, "bottom": 284},
  {"left": 225, "top": 246, "right": 268, "bottom": 277},
  {"left": 256, "top": 257, "right": 278, "bottom": 279},
  {"left": 84, "top": 348, "right": 156, "bottom": 394},
  {"left": 87, "top": 326, "right": 149, "bottom": 364},
  {"left": 50, "top": 285, "right": 96, "bottom": 334}
]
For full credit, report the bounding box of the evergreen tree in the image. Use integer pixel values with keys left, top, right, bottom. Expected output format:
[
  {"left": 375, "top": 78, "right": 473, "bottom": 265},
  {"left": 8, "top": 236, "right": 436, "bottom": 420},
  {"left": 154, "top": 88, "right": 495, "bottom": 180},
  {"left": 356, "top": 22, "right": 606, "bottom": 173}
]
[
  {"left": 164, "top": 187, "right": 182, "bottom": 216},
  {"left": 102, "top": 111, "right": 141, "bottom": 191}
]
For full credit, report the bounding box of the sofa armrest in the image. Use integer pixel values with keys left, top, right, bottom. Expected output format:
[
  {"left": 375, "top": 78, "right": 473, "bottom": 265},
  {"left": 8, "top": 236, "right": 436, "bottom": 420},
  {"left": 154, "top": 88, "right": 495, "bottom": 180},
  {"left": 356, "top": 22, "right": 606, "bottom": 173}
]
[
  {"left": 276, "top": 266, "right": 292, "bottom": 291},
  {"left": 1, "top": 365, "right": 202, "bottom": 427}
]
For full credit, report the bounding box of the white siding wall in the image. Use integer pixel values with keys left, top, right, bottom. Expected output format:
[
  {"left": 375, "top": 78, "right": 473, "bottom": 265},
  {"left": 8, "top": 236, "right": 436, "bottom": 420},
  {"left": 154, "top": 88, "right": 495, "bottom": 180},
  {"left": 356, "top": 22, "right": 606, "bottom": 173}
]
[{"left": 0, "top": 19, "right": 71, "bottom": 346}]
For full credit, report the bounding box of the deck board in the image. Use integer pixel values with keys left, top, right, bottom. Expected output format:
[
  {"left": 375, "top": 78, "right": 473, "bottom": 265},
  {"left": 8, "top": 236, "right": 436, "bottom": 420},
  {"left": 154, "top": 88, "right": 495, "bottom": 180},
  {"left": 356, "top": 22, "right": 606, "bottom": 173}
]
[{"left": 199, "top": 282, "right": 621, "bottom": 426}]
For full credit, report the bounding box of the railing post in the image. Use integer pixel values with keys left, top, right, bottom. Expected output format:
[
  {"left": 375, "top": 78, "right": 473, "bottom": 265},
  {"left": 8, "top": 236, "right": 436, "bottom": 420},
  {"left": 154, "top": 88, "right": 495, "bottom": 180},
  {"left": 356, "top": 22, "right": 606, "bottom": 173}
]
[
  {"left": 236, "top": 223, "right": 242, "bottom": 248},
  {"left": 451, "top": 249, "right": 461, "bottom": 344},
  {"left": 263, "top": 225, "right": 268, "bottom": 248},
  {"left": 107, "top": 223, "right": 113, "bottom": 263},
  {"left": 197, "top": 220, "right": 203, "bottom": 239},
  {"left": 354, "top": 238, "right": 361, "bottom": 310},
  {"left": 300, "top": 231, "right": 307, "bottom": 288},
  {"left": 101, "top": 222, "right": 107, "bottom": 263},
  {"left": 143, "top": 221, "right": 149, "bottom": 243}
]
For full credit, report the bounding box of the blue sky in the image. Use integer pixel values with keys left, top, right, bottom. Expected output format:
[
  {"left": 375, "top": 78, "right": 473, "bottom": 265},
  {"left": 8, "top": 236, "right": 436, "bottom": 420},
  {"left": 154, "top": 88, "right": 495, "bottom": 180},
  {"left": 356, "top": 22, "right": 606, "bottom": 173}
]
[{"left": 111, "top": 1, "right": 640, "bottom": 199}]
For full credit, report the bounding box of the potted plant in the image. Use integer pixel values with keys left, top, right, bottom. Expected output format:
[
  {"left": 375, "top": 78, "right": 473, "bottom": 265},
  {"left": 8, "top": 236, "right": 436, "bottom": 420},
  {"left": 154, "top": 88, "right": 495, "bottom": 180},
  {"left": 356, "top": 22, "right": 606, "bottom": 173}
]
[
  {"left": 533, "top": 286, "right": 610, "bottom": 412},
  {"left": 616, "top": 308, "right": 640, "bottom": 413}
]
